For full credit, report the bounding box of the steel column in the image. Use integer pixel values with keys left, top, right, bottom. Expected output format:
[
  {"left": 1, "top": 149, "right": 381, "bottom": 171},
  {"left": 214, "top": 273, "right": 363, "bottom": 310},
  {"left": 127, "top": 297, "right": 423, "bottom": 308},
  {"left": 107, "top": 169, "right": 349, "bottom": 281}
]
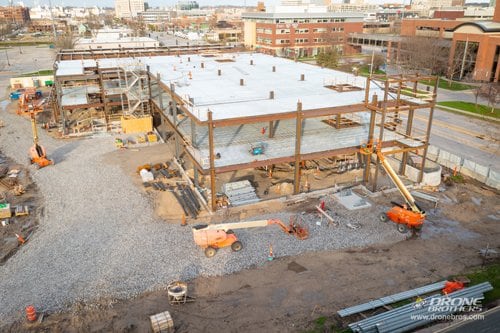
[
  {"left": 207, "top": 110, "right": 217, "bottom": 212},
  {"left": 156, "top": 73, "right": 164, "bottom": 111},
  {"left": 191, "top": 118, "right": 199, "bottom": 187},
  {"left": 170, "top": 83, "right": 180, "bottom": 159},
  {"left": 363, "top": 108, "right": 376, "bottom": 184},
  {"left": 418, "top": 77, "right": 439, "bottom": 183},
  {"left": 372, "top": 80, "right": 389, "bottom": 192},
  {"left": 294, "top": 101, "right": 303, "bottom": 195},
  {"left": 400, "top": 108, "right": 414, "bottom": 175}
]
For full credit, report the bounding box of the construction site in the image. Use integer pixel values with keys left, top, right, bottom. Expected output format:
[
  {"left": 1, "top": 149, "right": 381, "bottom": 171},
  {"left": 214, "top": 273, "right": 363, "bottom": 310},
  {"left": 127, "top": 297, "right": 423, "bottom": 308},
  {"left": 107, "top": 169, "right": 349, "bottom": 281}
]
[{"left": 0, "top": 45, "right": 499, "bottom": 333}]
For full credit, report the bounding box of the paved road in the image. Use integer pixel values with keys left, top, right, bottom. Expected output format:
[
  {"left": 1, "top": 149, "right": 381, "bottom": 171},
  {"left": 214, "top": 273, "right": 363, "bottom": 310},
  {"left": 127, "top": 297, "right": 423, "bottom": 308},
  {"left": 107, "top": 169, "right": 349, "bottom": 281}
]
[
  {"left": 0, "top": 45, "right": 56, "bottom": 95},
  {"left": 411, "top": 107, "right": 499, "bottom": 171},
  {"left": 148, "top": 32, "right": 207, "bottom": 47}
]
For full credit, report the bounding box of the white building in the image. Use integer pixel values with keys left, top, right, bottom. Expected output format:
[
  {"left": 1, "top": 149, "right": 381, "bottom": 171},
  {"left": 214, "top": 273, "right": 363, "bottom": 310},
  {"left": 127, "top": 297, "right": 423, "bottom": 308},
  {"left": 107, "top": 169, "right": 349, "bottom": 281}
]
[{"left": 115, "top": 0, "right": 145, "bottom": 19}]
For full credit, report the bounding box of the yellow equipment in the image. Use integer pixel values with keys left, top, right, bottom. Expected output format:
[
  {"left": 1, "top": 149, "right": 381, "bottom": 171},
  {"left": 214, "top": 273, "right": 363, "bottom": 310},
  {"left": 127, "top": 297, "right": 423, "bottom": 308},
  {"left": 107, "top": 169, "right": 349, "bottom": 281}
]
[
  {"left": 28, "top": 112, "right": 53, "bottom": 169},
  {"left": 361, "top": 141, "right": 425, "bottom": 234}
]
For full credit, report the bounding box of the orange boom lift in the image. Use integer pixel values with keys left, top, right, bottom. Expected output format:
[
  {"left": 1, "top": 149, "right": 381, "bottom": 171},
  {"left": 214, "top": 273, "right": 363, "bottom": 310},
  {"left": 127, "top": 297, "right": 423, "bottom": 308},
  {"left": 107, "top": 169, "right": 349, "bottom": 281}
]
[
  {"left": 192, "top": 218, "right": 308, "bottom": 257},
  {"left": 361, "top": 141, "right": 425, "bottom": 234},
  {"left": 28, "top": 111, "right": 53, "bottom": 169}
]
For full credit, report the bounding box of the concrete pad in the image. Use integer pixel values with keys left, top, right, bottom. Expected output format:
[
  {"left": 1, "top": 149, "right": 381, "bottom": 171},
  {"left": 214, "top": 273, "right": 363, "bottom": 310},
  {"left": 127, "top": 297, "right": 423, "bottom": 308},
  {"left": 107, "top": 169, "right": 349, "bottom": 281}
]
[{"left": 333, "top": 190, "right": 372, "bottom": 210}]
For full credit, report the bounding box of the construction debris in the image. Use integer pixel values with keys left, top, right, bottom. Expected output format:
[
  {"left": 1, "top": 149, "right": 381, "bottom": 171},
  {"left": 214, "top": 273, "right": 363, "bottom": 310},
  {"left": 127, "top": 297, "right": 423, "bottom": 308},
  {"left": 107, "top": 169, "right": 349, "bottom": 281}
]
[
  {"left": 0, "top": 203, "right": 12, "bottom": 219},
  {"left": 315, "top": 205, "right": 336, "bottom": 226},
  {"left": 348, "top": 282, "right": 493, "bottom": 333},
  {"left": 150, "top": 311, "right": 174, "bottom": 333},
  {"left": 14, "top": 205, "right": 29, "bottom": 217},
  {"left": 223, "top": 180, "right": 260, "bottom": 206},
  {"left": 338, "top": 280, "right": 447, "bottom": 317}
]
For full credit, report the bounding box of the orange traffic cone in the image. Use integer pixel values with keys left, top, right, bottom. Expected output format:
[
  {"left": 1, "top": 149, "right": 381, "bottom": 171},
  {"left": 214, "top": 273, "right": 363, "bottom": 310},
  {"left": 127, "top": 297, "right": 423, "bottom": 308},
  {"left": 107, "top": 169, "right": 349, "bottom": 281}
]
[
  {"left": 181, "top": 214, "right": 187, "bottom": 227},
  {"left": 268, "top": 244, "right": 274, "bottom": 261},
  {"left": 26, "top": 306, "right": 37, "bottom": 322},
  {"left": 16, "top": 233, "right": 25, "bottom": 245}
]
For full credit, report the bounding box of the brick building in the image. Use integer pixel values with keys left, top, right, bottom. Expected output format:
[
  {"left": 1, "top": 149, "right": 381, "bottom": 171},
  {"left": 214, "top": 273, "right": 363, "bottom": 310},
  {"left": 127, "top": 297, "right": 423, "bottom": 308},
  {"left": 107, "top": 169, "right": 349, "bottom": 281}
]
[
  {"left": 400, "top": 19, "right": 462, "bottom": 39},
  {"left": 0, "top": 6, "right": 30, "bottom": 25},
  {"left": 242, "top": 11, "right": 364, "bottom": 57},
  {"left": 449, "top": 21, "right": 500, "bottom": 81}
]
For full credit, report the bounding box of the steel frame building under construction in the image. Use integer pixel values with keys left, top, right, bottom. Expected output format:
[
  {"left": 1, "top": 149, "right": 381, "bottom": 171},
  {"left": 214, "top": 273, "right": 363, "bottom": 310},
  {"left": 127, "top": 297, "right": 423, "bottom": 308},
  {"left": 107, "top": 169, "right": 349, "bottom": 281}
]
[{"left": 53, "top": 48, "right": 438, "bottom": 211}]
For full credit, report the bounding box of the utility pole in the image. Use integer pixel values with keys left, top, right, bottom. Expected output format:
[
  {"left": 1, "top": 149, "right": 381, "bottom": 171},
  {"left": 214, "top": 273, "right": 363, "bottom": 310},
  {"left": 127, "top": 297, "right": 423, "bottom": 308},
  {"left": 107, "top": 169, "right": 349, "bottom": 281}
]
[
  {"left": 48, "top": 0, "right": 58, "bottom": 44},
  {"left": 459, "top": 35, "right": 469, "bottom": 80},
  {"left": 4, "top": 49, "right": 10, "bottom": 66}
]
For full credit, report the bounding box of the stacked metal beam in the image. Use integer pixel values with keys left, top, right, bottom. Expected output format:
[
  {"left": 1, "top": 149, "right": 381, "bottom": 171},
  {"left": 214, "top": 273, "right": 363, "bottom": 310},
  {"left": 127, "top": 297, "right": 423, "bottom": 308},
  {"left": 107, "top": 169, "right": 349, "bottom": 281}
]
[
  {"left": 338, "top": 281, "right": 447, "bottom": 317},
  {"left": 223, "top": 180, "right": 260, "bottom": 206},
  {"left": 349, "top": 282, "right": 493, "bottom": 333}
]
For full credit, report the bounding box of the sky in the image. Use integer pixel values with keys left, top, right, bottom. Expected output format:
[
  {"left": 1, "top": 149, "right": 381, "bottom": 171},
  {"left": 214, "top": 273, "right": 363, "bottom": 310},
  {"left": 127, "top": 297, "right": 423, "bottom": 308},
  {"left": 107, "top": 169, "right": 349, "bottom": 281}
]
[{"left": 0, "top": 0, "right": 489, "bottom": 8}]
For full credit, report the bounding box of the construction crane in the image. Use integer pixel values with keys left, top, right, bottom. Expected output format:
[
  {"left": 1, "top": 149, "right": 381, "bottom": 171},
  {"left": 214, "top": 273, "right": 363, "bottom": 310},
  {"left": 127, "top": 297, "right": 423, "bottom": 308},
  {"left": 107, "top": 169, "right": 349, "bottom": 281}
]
[
  {"left": 192, "top": 218, "right": 309, "bottom": 258},
  {"left": 360, "top": 141, "right": 425, "bottom": 234},
  {"left": 28, "top": 111, "right": 53, "bottom": 169}
]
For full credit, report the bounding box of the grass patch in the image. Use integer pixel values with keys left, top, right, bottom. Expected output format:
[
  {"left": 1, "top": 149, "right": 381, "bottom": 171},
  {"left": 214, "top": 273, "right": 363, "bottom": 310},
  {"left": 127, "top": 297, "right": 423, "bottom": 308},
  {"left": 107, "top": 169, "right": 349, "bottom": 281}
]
[
  {"left": 449, "top": 174, "right": 465, "bottom": 183},
  {"left": 420, "top": 78, "right": 473, "bottom": 91},
  {"left": 304, "top": 316, "right": 352, "bottom": 333},
  {"left": 464, "top": 264, "right": 500, "bottom": 304},
  {"left": 437, "top": 101, "right": 500, "bottom": 119},
  {"left": 0, "top": 41, "right": 52, "bottom": 47},
  {"left": 17, "top": 69, "right": 54, "bottom": 77},
  {"left": 359, "top": 65, "right": 385, "bottom": 76}
]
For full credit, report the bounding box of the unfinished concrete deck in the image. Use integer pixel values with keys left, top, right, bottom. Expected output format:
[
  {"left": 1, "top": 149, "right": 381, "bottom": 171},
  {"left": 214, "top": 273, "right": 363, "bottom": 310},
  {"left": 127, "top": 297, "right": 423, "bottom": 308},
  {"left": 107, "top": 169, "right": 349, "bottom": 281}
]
[
  {"left": 173, "top": 113, "right": 407, "bottom": 169},
  {"left": 56, "top": 53, "right": 383, "bottom": 121}
]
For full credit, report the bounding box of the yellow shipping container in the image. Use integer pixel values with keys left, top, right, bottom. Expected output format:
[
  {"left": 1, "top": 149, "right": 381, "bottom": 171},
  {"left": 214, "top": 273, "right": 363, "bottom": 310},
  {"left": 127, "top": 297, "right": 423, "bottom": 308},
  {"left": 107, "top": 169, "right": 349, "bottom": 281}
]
[{"left": 121, "top": 116, "right": 153, "bottom": 134}]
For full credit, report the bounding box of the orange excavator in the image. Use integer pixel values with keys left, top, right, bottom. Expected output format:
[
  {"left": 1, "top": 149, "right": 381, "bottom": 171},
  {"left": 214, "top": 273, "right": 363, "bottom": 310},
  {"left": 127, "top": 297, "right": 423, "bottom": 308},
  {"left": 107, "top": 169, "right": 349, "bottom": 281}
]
[
  {"left": 360, "top": 140, "right": 425, "bottom": 234},
  {"left": 192, "top": 218, "right": 309, "bottom": 257},
  {"left": 28, "top": 111, "right": 53, "bottom": 169}
]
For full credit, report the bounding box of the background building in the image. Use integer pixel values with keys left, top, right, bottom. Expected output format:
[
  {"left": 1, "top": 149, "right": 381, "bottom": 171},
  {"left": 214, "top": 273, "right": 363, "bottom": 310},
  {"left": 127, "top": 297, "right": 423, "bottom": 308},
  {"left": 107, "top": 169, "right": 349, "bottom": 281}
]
[
  {"left": 115, "top": 0, "right": 145, "bottom": 19},
  {"left": 243, "top": 10, "right": 364, "bottom": 57},
  {"left": 0, "top": 6, "right": 30, "bottom": 25}
]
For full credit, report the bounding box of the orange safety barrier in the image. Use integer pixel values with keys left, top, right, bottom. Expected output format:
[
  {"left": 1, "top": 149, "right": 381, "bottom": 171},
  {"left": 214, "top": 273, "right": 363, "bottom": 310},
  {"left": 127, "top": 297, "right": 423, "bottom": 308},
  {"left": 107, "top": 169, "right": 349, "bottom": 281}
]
[{"left": 26, "top": 306, "right": 37, "bottom": 322}]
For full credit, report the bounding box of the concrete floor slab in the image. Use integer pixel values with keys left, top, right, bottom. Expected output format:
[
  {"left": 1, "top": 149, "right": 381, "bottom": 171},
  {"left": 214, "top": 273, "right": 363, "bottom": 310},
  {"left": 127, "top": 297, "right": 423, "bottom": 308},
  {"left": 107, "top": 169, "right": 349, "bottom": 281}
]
[{"left": 333, "top": 191, "right": 372, "bottom": 210}]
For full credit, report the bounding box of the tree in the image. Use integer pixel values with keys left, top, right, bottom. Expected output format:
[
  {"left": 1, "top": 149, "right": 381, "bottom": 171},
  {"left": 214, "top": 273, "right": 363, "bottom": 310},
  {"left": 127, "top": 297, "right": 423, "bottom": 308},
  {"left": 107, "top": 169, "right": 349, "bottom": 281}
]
[
  {"left": 86, "top": 12, "right": 102, "bottom": 37},
  {"left": 372, "top": 53, "right": 386, "bottom": 72},
  {"left": 317, "top": 48, "right": 340, "bottom": 69},
  {"left": 398, "top": 36, "right": 450, "bottom": 75},
  {"left": 479, "top": 83, "right": 500, "bottom": 113},
  {"left": 448, "top": 41, "right": 479, "bottom": 81},
  {"left": 56, "top": 30, "right": 76, "bottom": 49}
]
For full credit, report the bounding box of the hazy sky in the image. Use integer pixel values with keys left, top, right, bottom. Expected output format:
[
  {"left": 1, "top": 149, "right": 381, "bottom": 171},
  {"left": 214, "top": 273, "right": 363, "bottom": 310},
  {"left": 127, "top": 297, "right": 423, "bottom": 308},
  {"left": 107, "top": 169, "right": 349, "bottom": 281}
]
[
  {"left": 0, "top": 0, "right": 421, "bottom": 8},
  {"left": 0, "top": 0, "right": 488, "bottom": 8}
]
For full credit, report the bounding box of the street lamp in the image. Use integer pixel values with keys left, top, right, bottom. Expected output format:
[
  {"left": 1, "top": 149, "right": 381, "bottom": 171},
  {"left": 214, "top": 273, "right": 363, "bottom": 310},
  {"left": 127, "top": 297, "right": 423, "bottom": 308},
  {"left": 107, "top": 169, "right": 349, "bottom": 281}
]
[{"left": 4, "top": 49, "right": 10, "bottom": 66}]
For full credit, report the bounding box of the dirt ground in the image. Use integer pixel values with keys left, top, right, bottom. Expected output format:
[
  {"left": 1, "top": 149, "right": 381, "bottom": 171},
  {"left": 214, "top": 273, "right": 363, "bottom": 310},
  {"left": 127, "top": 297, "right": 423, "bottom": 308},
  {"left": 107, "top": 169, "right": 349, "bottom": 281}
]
[
  {"left": 3, "top": 164, "right": 499, "bottom": 332},
  {"left": 0, "top": 152, "right": 41, "bottom": 266}
]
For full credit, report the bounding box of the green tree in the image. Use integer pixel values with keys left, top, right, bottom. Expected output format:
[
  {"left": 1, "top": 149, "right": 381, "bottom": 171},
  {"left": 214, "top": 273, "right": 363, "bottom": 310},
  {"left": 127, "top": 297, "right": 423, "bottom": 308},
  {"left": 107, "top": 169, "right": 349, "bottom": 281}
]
[{"left": 317, "top": 49, "right": 340, "bottom": 69}]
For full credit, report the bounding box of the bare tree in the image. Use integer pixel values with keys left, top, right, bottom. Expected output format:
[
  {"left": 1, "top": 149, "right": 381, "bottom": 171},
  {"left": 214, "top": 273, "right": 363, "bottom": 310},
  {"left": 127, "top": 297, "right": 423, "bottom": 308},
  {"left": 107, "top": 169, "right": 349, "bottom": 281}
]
[
  {"left": 398, "top": 36, "right": 450, "bottom": 75},
  {"left": 128, "top": 16, "right": 146, "bottom": 37},
  {"left": 448, "top": 40, "right": 479, "bottom": 82},
  {"left": 85, "top": 12, "right": 102, "bottom": 37},
  {"left": 56, "top": 30, "right": 76, "bottom": 49}
]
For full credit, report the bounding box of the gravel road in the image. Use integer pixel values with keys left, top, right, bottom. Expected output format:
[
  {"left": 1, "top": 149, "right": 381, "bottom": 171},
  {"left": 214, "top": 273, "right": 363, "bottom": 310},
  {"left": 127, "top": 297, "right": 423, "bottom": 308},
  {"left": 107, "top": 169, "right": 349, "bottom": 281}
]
[{"left": 0, "top": 101, "right": 404, "bottom": 324}]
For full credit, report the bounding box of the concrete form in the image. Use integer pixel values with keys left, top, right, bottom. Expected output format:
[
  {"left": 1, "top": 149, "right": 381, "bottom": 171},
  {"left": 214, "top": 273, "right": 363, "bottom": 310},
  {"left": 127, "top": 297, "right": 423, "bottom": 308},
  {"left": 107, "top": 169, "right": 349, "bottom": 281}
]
[{"left": 53, "top": 49, "right": 438, "bottom": 211}]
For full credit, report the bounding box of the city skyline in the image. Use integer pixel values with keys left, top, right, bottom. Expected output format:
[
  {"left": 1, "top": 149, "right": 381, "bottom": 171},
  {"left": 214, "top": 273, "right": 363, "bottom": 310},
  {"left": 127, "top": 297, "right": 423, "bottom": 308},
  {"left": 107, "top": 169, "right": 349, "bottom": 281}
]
[{"left": 0, "top": 0, "right": 490, "bottom": 8}]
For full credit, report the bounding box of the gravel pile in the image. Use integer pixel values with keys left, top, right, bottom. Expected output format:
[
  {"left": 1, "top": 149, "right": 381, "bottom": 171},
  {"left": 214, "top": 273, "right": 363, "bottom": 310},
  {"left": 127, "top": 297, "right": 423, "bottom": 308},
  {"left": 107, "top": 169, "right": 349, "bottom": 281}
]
[{"left": 0, "top": 102, "right": 404, "bottom": 324}]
